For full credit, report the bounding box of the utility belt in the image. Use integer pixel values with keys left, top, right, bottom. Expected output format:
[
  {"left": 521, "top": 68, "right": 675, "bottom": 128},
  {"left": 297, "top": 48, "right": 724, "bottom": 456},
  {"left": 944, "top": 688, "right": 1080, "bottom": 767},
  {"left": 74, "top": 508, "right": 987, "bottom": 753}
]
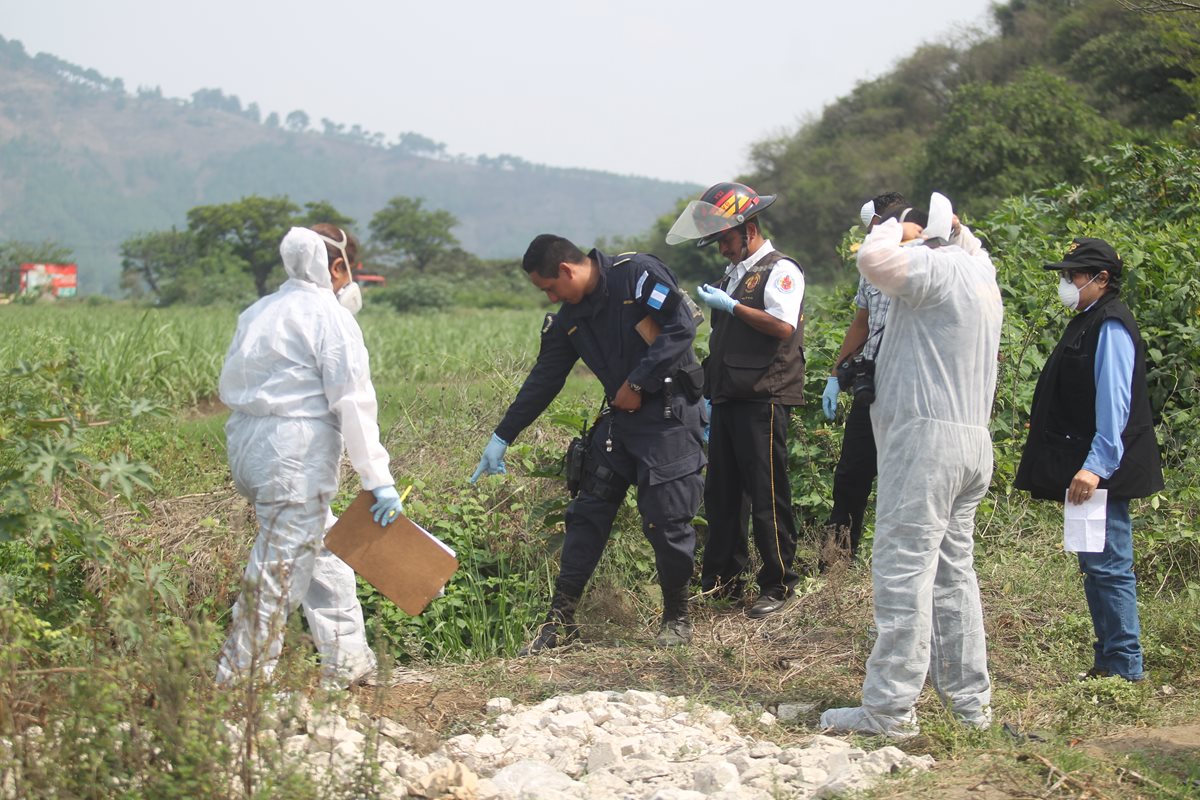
[
  {"left": 563, "top": 363, "right": 702, "bottom": 501},
  {"left": 564, "top": 409, "right": 625, "bottom": 502}
]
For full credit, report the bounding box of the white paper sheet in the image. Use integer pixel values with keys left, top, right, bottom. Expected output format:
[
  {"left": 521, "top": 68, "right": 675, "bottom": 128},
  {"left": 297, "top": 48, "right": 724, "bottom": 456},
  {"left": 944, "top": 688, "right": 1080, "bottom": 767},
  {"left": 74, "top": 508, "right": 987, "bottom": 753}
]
[{"left": 1064, "top": 488, "right": 1107, "bottom": 553}]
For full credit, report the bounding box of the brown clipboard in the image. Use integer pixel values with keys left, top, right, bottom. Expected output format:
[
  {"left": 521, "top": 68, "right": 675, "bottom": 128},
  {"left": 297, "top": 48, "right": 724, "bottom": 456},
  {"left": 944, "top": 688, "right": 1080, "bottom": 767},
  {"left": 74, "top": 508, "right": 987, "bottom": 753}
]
[{"left": 324, "top": 490, "right": 458, "bottom": 616}]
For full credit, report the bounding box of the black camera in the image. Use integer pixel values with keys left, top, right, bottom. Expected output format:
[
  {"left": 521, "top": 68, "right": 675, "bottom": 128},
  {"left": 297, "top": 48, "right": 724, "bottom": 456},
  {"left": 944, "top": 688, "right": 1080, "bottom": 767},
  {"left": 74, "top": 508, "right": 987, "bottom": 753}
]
[{"left": 836, "top": 355, "right": 876, "bottom": 405}]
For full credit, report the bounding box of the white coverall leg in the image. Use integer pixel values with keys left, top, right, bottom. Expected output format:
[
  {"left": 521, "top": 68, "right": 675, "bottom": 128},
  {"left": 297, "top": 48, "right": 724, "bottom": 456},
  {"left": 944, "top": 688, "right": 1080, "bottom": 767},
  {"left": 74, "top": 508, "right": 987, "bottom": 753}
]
[
  {"left": 216, "top": 414, "right": 375, "bottom": 686},
  {"left": 861, "top": 419, "right": 992, "bottom": 723},
  {"left": 303, "top": 510, "right": 377, "bottom": 684}
]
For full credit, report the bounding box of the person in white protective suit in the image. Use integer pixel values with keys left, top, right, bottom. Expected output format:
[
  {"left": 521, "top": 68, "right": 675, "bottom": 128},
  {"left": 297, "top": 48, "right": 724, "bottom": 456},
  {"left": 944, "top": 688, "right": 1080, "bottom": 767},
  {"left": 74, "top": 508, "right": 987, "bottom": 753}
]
[
  {"left": 216, "top": 225, "right": 404, "bottom": 688},
  {"left": 820, "top": 193, "right": 1002, "bottom": 738}
]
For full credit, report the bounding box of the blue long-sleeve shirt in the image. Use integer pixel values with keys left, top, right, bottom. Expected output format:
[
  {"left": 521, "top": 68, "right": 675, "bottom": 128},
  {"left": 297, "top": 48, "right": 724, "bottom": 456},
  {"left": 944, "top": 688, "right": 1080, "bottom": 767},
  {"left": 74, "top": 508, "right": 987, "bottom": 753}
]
[{"left": 1083, "top": 317, "right": 1135, "bottom": 479}]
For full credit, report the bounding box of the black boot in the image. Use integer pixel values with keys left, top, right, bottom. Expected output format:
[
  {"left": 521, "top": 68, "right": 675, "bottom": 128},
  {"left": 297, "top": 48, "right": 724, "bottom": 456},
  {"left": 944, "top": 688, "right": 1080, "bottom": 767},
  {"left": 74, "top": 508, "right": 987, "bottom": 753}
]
[
  {"left": 655, "top": 586, "right": 692, "bottom": 646},
  {"left": 519, "top": 592, "right": 580, "bottom": 656}
]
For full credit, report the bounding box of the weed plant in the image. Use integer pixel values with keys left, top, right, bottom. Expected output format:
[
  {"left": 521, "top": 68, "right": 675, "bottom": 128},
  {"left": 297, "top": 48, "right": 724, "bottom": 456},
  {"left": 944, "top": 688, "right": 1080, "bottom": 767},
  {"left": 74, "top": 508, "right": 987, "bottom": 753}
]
[{"left": 0, "top": 132, "right": 1197, "bottom": 797}]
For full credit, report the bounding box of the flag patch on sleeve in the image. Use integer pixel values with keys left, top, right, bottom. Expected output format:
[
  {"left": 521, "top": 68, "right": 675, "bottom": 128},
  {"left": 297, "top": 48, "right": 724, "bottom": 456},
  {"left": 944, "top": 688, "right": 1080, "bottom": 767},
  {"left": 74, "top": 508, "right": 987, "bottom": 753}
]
[{"left": 647, "top": 282, "right": 670, "bottom": 310}]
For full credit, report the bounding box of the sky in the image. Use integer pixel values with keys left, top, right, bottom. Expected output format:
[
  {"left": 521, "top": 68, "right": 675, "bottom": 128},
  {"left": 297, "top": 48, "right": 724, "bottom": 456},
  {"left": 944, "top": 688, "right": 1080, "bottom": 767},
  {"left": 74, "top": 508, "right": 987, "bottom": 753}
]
[{"left": 1, "top": 0, "right": 997, "bottom": 185}]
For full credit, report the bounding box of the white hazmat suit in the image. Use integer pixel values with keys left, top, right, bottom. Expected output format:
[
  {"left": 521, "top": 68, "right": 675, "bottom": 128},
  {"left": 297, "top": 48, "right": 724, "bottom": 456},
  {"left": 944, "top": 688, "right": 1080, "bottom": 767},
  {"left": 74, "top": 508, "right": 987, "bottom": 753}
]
[
  {"left": 821, "top": 214, "right": 1002, "bottom": 738},
  {"left": 216, "top": 227, "right": 393, "bottom": 686}
]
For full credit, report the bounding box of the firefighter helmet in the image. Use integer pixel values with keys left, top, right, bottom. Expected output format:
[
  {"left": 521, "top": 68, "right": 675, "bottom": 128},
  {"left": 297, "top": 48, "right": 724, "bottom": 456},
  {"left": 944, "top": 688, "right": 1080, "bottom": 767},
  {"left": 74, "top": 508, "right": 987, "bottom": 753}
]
[{"left": 665, "top": 182, "right": 777, "bottom": 247}]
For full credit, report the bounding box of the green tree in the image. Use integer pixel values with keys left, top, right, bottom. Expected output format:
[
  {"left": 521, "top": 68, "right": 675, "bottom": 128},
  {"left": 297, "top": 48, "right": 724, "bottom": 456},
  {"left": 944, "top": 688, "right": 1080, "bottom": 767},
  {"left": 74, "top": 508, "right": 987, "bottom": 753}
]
[
  {"left": 369, "top": 196, "right": 460, "bottom": 271},
  {"left": 186, "top": 195, "right": 299, "bottom": 296},
  {"left": 118, "top": 228, "right": 196, "bottom": 298},
  {"left": 296, "top": 200, "right": 355, "bottom": 231},
  {"left": 915, "top": 67, "right": 1122, "bottom": 210}
]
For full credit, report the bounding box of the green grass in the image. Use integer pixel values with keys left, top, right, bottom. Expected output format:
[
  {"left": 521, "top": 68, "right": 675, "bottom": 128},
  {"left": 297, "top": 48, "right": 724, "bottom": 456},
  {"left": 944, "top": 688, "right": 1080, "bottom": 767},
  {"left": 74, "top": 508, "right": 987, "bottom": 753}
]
[{"left": 1, "top": 297, "right": 1198, "bottom": 799}]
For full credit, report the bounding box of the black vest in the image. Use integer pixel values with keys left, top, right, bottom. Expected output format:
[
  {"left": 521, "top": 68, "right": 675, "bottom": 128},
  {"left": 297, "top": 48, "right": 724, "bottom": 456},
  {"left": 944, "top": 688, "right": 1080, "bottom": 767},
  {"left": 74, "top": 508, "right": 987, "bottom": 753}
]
[
  {"left": 1014, "top": 292, "right": 1163, "bottom": 501},
  {"left": 706, "top": 250, "right": 806, "bottom": 405}
]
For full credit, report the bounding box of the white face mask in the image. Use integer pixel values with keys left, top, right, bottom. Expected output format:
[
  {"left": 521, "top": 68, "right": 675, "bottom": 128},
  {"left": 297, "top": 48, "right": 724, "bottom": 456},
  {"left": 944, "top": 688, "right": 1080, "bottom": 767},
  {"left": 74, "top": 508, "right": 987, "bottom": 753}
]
[
  {"left": 336, "top": 280, "right": 363, "bottom": 315},
  {"left": 1060, "top": 272, "right": 1104, "bottom": 309},
  {"left": 1057, "top": 273, "right": 1098, "bottom": 310}
]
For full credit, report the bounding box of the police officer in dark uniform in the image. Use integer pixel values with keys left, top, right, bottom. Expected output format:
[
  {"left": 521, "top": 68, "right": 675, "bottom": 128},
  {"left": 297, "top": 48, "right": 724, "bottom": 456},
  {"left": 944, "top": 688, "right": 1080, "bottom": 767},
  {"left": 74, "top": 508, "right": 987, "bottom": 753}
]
[
  {"left": 667, "top": 182, "right": 805, "bottom": 618},
  {"left": 471, "top": 233, "right": 707, "bottom": 653}
]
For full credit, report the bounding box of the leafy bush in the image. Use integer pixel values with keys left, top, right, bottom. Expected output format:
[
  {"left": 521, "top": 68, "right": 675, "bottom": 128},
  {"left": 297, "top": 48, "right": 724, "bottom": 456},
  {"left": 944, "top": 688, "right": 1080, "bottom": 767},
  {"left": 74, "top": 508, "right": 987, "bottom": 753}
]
[
  {"left": 981, "top": 130, "right": 1200, "bottom": 588},
  {"left": 374, "top": 275, "right": 457, "bottom": 314}
]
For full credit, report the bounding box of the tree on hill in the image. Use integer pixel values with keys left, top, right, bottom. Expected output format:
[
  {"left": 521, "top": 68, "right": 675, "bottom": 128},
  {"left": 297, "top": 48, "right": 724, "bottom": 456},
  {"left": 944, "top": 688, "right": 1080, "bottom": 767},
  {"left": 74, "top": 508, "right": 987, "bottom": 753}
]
[
  {"left": 119, "top": 229, "right": 196, "bottom": 298},
  {"left": 297, "top": 201, "right": 355, "bottom": 231},
  {"left": 285, "top": 110, "right": 309, "bottom": 132},
  {"left": 186, "top": 196, "right": 300, "bottom": 297},
  {"left": 915, "top": 67, "right": 1123, "bottom": 208},
  {"left": 369, "top": 197, "right": 460, "bottom": 272}
]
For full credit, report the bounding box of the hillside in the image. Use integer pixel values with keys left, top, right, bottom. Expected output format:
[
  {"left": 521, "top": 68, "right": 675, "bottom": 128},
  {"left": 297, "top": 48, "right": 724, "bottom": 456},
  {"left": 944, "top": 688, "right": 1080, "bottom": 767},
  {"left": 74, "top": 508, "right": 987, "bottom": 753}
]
[{"left": 0, "top": 36, "right": 697, "bottom": 294}]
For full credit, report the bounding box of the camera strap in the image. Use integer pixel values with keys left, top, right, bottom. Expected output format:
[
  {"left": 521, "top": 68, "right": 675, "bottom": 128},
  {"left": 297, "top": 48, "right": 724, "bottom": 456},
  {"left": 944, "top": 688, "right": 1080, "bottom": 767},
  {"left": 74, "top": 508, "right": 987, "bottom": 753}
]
[{"left": 841, "top": 324, "right": 885, "bottom": 367}]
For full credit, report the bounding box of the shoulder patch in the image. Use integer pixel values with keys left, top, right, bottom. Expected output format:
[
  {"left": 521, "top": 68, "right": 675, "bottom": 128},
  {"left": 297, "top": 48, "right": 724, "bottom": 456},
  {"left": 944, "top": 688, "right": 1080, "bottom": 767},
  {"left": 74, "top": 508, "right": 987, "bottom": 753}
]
[
  {"left": 646, "top": 282, "right": 672, "bottom": 310},
  {"left": 774, "top": 272, "right": 797, "bottom": 294},
  {"left": 541, "top": 313, "right": 555, "bottom": 335}
]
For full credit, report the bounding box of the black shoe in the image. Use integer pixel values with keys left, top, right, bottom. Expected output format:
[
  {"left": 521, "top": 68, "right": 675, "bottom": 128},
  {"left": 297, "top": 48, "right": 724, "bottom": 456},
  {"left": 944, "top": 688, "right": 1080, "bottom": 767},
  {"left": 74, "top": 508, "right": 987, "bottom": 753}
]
[
  {"left": 1078, "top": 667, "right": 1144, "bottom": 683},
  {"left": 518, "top": 619, "right": 579, "bottom": 656},
  {"left": 747, "top": 590, "right": 794, "bottom": 619},
  {"left": 655, "top": 619, "right": 693, "bottom": 646}
]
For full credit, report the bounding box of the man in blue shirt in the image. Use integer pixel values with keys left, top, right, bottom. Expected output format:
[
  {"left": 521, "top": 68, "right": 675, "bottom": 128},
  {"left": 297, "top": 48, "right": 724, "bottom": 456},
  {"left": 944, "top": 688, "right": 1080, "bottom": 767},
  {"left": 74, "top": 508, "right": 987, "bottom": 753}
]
[{"left": 1015, "top": 237, "right": 1164, "bottom": 682}]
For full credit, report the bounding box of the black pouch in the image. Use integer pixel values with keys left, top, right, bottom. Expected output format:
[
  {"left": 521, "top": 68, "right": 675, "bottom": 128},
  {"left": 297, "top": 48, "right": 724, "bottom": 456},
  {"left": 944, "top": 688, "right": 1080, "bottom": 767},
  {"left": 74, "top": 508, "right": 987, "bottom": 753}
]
[
  {"left": 675, "top": 361, "right": 705, "bottom": 403},
  {"left": 565, "top": 432, "right": 589, "bottom": 497}
]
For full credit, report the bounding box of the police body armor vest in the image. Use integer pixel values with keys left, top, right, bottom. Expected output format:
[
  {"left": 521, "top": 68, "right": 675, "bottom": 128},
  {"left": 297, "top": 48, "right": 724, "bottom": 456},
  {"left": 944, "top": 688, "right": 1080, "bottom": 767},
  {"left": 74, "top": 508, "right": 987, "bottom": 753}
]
[
  {"left": 706, "top": 250, "right": 806, "bottom": 405},
  {"left": 1014, "top": 292, "right": 1163, "bottom": 501}
]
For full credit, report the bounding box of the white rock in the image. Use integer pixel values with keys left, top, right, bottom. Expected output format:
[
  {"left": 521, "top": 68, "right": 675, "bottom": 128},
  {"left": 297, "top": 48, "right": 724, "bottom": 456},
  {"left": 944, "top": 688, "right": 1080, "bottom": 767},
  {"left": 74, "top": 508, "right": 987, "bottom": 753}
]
[
  {"left": 621, "top": 689, "right": 661, "bottom": 707},
  {"left": 548, "top": 711, "right": 595, "bottom": 740},
  {"left": 805, "top": 734, "right": 854, "bottom": 750},
  {"left": 749, "top": 741, "right": 781, "bottom": 759},
  {"left": 775, "top": 702, "right": 817, "bottom": 723},
  {"left": 796, "top": 765, "right": 829, "bottom": 786},
  {"left": 586, "top": 741, "right": 623, "bottom": 771},
  {"left": 490, "top": 760, "right": 580, "bottom": 796},
  {"left": 693, "top": 761, "right": 740, "bottom": 793},
  {"left": 650, "top": 789, "right": 707, "bottom": 800},
  {"left": 282, "top": 734, "right": 309, "bottom": 758},
  {"left": 486, "top": 697, "right": 514, "bottom": 714},
  {"left": 376, "top": 717, "right": 413, "bottom": 744},
  {"left": 703, "top": 709, "right": 734, "bottom": 731},
  {"left": 710, "top": 789, "right": 773, "bottom": 800}
]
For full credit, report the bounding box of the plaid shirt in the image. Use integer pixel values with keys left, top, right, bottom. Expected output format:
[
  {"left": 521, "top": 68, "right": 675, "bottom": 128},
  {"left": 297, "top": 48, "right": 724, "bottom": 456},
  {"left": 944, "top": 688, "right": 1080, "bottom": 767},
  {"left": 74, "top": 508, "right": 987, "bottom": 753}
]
[{"left": 855, "top": 276, "right": 890, "bottom": 361}]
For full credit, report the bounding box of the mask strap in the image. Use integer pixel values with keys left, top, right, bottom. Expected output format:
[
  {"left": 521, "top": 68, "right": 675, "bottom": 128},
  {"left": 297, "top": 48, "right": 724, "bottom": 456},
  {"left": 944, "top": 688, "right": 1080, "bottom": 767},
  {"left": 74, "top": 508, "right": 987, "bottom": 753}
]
[{"left": 316, "top": 228, "right": 350, "bottom": 273}]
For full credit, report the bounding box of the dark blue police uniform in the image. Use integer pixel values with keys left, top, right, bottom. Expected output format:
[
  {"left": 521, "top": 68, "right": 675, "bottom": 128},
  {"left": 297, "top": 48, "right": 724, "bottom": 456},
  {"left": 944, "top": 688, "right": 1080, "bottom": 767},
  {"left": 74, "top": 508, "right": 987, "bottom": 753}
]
[{"left": 495, "top": 249, "right": 706, "bottom": 614}]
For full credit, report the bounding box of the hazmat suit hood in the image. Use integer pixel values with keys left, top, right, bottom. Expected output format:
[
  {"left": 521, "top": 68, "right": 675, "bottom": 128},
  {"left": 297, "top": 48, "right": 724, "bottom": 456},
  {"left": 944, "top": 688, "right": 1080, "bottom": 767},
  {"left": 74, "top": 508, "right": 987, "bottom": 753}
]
[
  {"left": 280, "top": 227, "right": 332, "bottom": 288},
  {"left": 924, "top": 192, "right": 954, "bottom": 243}
]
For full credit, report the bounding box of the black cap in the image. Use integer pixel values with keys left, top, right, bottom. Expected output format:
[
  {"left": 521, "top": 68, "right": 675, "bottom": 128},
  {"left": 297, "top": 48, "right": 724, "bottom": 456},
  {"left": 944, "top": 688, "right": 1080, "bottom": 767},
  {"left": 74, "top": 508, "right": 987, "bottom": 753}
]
[{"left": 1043, "top": 237, "right": 1123, "bottom": 278}]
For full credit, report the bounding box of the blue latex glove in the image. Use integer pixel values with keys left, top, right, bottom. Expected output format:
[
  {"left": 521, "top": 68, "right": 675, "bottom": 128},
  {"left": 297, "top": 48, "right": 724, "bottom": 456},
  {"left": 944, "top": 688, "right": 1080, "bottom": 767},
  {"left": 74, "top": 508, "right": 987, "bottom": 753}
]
[
  {"left": 470, "top": 433, "right": 509, "bottom": 483},
  {"left": 695, "top": 284, "right": 739, "bottom": 314},
  {"left": 369, "top": 485, "right": 404, "bottom": 526},
  {"left": 821, "top": 376, "right": 840, "bottom": 421},
  {"left": 702, "top": 398, "right": 712, "bottom": 444}
]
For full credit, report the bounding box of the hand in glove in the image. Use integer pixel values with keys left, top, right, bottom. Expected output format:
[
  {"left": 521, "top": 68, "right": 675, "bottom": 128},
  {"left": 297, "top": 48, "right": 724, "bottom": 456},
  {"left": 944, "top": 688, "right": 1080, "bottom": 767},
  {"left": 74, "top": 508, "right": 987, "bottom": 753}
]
[
  {"left": 702, "top": 398, "right": 712, "bottom": 444},
  {"left": 470, "top": 433, "right": 509, "bottom": 483},
  {"left": 695, "top": 284, "right": 739, "bottom": 315},
  {"left": 821, "top": 376, "right": 840, "bottom": 421},
  {"left": 370, "top": 485, "right": 404, "bottom": 526}
]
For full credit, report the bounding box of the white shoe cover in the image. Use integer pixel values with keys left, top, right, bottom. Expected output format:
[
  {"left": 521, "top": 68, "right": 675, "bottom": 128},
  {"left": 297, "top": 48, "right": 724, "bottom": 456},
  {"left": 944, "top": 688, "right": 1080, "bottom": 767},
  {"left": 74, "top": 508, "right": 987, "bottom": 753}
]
[
  {"left": 819, "top": 706, "right": 919, "bottom": 740},
  {"left": 956, "top": 705, "right": 993, "bottom": 730}
]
